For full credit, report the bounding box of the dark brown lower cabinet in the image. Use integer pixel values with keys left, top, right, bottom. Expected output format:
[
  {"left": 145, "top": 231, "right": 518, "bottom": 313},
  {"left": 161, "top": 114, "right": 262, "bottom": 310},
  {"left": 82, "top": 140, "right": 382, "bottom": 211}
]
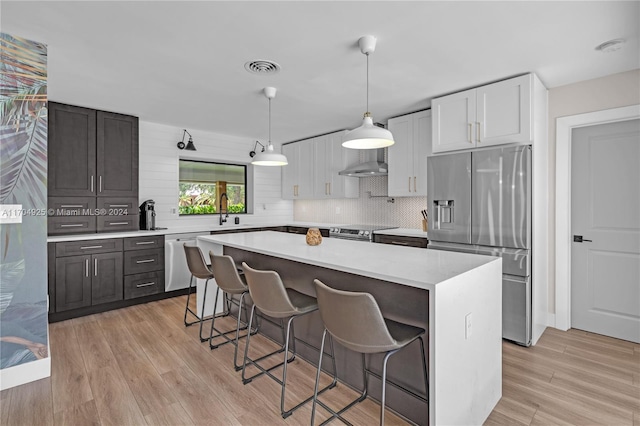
[
  {"left": 91, "top": 252, "right": 124, "bottom": 304},
  {"left": 50, "top": 235, "right": 164, "bottom": 319},
  {"left": 372, "top": 234, "right": 429, "bottom": 248},
  {"left": 55, "top": 255, "right": 92, "bottom": 312},
  {"left": 54, "top": 252, "right": 122, "bottom": 312}
]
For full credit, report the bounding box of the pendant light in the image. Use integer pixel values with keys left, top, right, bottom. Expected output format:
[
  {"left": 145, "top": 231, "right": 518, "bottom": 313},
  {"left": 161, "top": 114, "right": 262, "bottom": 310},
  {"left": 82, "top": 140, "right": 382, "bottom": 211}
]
[
  {"left": 250, "top": 87, "right": 288, "bottom": 166},
  {"left": 342, "top": 35, "right": 394, "bottom": 149}
]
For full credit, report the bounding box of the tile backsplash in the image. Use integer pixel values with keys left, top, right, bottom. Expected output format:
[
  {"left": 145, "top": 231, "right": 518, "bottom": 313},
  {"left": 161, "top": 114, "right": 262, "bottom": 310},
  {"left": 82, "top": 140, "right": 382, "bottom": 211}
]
[{"left": 294, "top": 176, "right": 427, "bottom": 229}]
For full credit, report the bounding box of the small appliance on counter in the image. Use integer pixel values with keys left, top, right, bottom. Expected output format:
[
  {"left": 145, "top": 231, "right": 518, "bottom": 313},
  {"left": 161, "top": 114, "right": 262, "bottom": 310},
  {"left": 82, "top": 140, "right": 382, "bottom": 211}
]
[{"left": 139, "top": 199, "right": 156, "bottom": 230}]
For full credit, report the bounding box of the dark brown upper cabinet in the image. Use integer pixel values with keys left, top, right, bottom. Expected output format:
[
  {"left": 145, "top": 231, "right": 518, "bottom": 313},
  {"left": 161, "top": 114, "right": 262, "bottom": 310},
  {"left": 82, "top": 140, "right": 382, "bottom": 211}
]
[
  {"left": 97, "top": 111, "right": 139, "bottom": 197},
  {"left": 48, "top": 102, "right": 139, "bottom": 198},
  {"left": 48, "top": 103, "right": 97, "bottom": 197},
  {"left": 48, "top": 102, "right": 139, "bottom": 235}
]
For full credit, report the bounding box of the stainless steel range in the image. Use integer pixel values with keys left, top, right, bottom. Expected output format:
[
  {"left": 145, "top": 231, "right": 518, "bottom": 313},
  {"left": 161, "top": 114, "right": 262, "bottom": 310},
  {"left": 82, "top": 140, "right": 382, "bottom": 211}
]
[{"left": 329, "top": 224, "right": 397, "bottom": 242}]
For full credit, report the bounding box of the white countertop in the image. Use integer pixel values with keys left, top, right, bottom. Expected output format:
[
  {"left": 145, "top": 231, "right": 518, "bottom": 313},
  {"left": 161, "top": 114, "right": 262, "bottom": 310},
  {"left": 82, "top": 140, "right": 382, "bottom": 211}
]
[
  {"left": 198, "top": 231, "right": 497, "bottom": 291},
  {"left": 46, "top": 221, "right": 424, "bottom": 243},
  {"left": 46, "top": 223, "right": 265, "bottom": 242},
  {"left": 373, "top": 227, "right": 428, "bottom": 238}
]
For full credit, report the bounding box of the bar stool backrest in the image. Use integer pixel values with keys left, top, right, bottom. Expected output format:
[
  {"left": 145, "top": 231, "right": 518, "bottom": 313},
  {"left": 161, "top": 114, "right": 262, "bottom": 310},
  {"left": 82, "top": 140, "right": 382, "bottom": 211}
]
[
  {"left": 242, "top": 262, "right": 298, "bottom": 318},
  {"left": 314, "top": 279, "right": 397, "bottom": 353},
  {"left": 209, "top": 253, "right": 247, "bottom": 293},
  {"left": 183, "top": 244, "right": 213, "bottom": 279}
]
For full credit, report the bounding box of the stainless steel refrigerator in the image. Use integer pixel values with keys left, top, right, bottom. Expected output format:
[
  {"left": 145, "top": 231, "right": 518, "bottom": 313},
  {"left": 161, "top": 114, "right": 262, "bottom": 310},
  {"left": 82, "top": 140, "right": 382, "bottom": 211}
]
[{"left": 427, "top": 145, "right": 532, "bottom": 346}]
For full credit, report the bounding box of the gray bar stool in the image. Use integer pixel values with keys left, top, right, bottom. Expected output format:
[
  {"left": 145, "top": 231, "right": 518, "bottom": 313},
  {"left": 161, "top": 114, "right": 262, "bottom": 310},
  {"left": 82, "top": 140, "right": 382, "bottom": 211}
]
[
  {"left": 208, "top": 252, "right": 258, "bottom": 370},
  {"left": 241, "top": 262, "right": 337, "bottom": 419},
  {"left": 311, "top": 279, "right": 429, "bottom": 426},
  {"left": 182, "top": 244, "right": 215, "bottom": 341}
]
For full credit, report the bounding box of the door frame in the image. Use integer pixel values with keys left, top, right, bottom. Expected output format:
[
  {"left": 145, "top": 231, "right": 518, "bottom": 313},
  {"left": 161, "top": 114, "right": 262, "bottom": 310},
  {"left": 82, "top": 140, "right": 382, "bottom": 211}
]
[{"left": 555, "top": 104, "right": 640, "bottom": 330}]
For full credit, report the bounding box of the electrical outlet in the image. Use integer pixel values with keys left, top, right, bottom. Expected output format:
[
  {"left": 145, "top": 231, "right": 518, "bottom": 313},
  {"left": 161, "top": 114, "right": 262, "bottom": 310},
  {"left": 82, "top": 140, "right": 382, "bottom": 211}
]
[
  {"left": 465, "top": 313, "right": 472, "bottom": 339},
  {"left": 171, "top": 208, "right": 177, "bottom": 215}
]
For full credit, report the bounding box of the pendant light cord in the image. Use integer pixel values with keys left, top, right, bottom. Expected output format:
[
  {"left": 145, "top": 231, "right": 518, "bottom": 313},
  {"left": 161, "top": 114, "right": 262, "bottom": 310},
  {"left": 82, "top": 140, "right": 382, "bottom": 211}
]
[
  {"left": 268, "top": 97, "right": 271, "bottom": 144},
  {"left": 366, "top": 53, "right": 370, "bottom": 114}
]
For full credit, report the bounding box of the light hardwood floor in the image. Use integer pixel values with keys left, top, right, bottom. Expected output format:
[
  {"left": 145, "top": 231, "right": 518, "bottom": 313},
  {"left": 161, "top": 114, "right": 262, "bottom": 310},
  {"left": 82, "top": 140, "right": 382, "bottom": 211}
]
[{"left": 1, "top": 295, "right": 639, "bottom": 425}]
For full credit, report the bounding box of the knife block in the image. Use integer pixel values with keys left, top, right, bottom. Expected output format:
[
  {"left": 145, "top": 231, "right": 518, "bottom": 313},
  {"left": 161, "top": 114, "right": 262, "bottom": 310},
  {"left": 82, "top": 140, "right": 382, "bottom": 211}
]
[{"left": 422, "top": 219, "right": 428, "bottom": 232}]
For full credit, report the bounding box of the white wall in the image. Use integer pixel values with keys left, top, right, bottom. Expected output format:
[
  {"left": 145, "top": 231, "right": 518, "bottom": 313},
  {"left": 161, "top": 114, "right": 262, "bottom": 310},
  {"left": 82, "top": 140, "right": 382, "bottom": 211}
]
[
  {"left": 138, "top": 121, "right": 293, "bottom": 229},
  {"left": 547, "top": 69, "right": 640, "bottom": 316}
]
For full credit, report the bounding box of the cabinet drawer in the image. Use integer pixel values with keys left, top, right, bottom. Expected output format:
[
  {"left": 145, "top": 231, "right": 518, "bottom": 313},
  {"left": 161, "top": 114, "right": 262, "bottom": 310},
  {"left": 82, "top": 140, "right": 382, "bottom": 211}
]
[
  {"left": 48, "top": 216, "right": 97, "bottom": 235},
  {"left": 373, "top": 234, "right": 429, "bottom": 248},
  {"left": 124, "top": 248, "right": 164, "bottom": 275},
  {"left": 48, "top": 197, "right": 96, "bottom": 216},
  {"left": 97, "top": 215, "right": 139, "bottom": 232},
  {"left": 124, "top": 235, "right": 164, "bottom": 251},
  {"left": 56, "top": 238, "right": 123, "bottom": 257},
  {"left": 96, "top": 197, "right": 139, "bottom": 215},
  {"left": 124, "top": 271, "right": 164, "bottom": 299}
]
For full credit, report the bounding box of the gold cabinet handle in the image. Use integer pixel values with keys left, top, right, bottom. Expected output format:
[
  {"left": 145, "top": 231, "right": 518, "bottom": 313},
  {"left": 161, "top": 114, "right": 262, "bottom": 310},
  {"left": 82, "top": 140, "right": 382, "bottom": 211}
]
[
  {"left": 468, "top": 123, "right": 473, "bottom": 143},
  {"left": 408, "top": 177, "right": 411, "bottom": 192},
  {"left": 414, "top": 176, "right": 417, "bottom": 192},
  {"left": 328, "top": 182, "right": 331, "bottom": 195},
  {"left": 477, "top": 122, "right": 481, "bottom": 143}
]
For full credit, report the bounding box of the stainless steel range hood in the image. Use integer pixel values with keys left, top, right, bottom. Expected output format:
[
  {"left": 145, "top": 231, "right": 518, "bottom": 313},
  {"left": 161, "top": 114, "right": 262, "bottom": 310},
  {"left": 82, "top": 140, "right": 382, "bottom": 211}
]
[{"left": 338, "top": 148, "right": 387, "bottom": 177}]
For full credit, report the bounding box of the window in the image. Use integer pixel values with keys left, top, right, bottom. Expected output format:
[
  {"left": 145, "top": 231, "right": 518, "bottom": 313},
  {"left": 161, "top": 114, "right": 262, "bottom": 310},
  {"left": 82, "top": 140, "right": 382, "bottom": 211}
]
[{"left": 178, "top": 160, "right": 247, "bottom": 215}]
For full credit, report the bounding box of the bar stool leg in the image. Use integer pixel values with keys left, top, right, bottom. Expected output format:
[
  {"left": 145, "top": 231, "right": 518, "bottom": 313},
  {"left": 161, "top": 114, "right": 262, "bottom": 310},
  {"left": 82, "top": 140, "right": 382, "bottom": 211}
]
[
  {"left": 184, "top": 275, "right": 203, "bottom": 327},
  {"left": 198, "top": 278, "right": 211, "bottom": 341},
  {"left": 280, "top": 316, "right": 295, "bottom": 418},
  {"left": 380, "top": 348, "right": 403, "bottom": 426},
  {"left": 241, "top": 304, "right": 257, "bottom": 384}
]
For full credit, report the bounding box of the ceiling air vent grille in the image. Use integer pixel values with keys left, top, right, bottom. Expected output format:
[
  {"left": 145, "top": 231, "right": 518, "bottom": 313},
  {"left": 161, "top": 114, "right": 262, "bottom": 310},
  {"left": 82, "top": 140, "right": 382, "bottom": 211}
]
[{"left": 244, "top": 60, "right": 281, "bottom": 75}]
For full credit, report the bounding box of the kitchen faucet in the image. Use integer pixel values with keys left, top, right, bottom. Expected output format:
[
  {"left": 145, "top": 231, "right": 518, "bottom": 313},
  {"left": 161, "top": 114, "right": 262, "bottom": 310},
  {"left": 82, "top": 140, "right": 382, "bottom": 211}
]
[{"left": 219, "top": 192, "right": 229, "bottom": 225}]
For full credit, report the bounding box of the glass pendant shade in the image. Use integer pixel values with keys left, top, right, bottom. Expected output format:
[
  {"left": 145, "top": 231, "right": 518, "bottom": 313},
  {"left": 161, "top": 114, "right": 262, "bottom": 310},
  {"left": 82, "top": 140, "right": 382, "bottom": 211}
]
[
  {"left": 342, "top": 115, "right": 394, "bottom": 149},
  {"left": 251, "top": 143, "right": 288, "bottom": 166}
]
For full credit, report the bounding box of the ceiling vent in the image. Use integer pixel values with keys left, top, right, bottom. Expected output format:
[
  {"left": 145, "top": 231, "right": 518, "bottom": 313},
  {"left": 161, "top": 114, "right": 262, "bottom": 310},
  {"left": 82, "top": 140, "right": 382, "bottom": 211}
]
[{"left": 244, "top": 60, "right": 281, "bottom": 75}]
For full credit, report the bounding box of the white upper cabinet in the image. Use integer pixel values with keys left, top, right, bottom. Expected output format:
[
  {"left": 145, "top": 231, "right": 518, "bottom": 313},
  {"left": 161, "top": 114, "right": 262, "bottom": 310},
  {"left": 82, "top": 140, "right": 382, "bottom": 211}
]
[
  {"left": 314, "top": 131, "right": 359, "bottom": 199},
  {"left": 432, "top": 74, "right": 532, "bottom": 153},
  {"left": 283, "top": 130, "right": 358, "bottom": 200},
  {"left": 281, "top": 143, "right": 299, "bottom": 199},
  {"left": 388, "top": 109, "right": 432, "bottom": 197},
  {"left": 281, "top": 139, "right": 313, "bottom": 199}
]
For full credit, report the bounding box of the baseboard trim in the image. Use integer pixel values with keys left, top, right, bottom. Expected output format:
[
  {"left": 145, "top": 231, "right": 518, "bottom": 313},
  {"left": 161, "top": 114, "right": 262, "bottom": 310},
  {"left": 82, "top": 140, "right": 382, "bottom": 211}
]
[{"left": 0, "top": 350, "right": 51, "bottom": 391}]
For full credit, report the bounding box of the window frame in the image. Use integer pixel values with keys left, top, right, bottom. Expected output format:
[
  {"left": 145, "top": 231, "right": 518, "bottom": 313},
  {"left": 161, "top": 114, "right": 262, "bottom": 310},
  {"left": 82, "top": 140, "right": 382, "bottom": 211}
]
[{"left": 177, "top": 158, "right": 251, "bottom": 216}]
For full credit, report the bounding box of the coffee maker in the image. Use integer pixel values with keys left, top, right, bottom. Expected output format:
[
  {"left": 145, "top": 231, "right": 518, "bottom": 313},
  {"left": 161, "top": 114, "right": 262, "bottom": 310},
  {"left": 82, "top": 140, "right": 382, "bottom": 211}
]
[{"left": 139, "top": 199, "right": 156, "bottom": 230}]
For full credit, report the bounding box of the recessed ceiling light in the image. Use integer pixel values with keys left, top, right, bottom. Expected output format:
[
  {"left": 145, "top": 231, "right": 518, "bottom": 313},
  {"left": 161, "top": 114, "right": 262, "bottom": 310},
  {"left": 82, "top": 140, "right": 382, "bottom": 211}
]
[
  {"left": 244, "top": 60, "right": 281, "bottom": 75},
  {"left": 595, "top": 39, "right": 626, "bottom": 53}
]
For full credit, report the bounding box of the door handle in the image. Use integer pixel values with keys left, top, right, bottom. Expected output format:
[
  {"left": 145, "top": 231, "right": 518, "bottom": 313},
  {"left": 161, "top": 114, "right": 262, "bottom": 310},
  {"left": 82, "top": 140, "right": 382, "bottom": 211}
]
[
  {"left": 468, "top": 123, "right": 473, "bottom": 143},
  {"left": 573, "top": 235, "right": 593, "bottom": 243}
]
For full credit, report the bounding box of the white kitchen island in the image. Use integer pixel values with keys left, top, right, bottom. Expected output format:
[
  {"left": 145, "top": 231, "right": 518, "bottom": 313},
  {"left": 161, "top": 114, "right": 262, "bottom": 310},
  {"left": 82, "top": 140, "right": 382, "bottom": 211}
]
[{"left": 198, "top": 231, "right": 502, "bottom": 425}]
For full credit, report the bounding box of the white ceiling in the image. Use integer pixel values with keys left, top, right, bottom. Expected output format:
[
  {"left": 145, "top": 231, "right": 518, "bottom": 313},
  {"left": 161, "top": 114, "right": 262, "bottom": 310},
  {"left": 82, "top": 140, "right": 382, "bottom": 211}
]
[{"left": 2, "top": 1, "right": 638, "bottom": 144}]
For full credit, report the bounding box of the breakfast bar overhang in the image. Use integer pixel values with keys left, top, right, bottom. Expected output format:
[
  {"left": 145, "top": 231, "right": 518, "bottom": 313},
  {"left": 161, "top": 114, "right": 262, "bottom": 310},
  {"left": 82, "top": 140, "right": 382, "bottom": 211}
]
[{"left": 197, "top": 231, "right": 502, "bottom": 425}]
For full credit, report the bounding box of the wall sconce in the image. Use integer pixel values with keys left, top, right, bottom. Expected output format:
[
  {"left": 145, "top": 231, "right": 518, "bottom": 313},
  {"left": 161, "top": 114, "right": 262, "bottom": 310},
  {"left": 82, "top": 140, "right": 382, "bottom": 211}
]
[{"left": 177, "top": 129, "right": 196, "bottom": 151}]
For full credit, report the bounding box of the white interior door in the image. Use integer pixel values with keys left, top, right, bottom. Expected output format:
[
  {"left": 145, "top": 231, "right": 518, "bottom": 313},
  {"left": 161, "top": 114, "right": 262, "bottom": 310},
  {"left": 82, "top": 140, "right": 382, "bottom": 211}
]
[{"left": 571, "top": 118, "right": 640, "bottom": 343}]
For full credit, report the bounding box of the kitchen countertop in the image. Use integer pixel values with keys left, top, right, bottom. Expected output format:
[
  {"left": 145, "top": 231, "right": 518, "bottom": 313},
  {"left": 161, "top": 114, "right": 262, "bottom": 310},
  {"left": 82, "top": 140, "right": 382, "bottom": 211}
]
[
  {"left": 373, "top": 227, "right": 429, "bottom": 238},
  {"left": 47, "top": 221, "right": 428, "bottom": 243},
  {"left": 198, "top": 231, "right": 495, "bottom": 290}
]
